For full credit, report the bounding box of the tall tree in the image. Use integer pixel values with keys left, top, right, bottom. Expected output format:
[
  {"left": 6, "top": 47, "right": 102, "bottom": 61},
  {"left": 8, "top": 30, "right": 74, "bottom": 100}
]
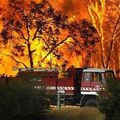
[
  {"left": 66, "top": 19, "right": 99, "bottom": 67},
  {"left": 0, "top": 0, "right": 99, "bottom": 71},
  {"left": 1, "top": 0, "right": 69, "bottom": 68},
  {"left": 88, "top": 0, "right": 106, "bottom": 68},
  {"left": 88, "top": 0, "right": 120, "bottom": 71},
  {"left": 103, "top": 0, "right": 120, "bottom": 77},
  {"left": 45, "top": 19, "right": 99, "bottom": 68}
]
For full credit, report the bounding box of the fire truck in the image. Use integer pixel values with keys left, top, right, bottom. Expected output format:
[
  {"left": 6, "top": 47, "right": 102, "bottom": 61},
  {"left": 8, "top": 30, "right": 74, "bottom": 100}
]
[{"left": 16, "top": 67, "right": 115, "bottom": 106}]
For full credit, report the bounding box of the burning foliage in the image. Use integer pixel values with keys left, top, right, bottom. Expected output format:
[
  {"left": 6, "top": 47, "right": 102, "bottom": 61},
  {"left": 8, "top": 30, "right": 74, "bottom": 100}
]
[
  {"left": 0, "top": 0, "right": 119, "bottom": 77},
  {"left": 0, "top": 0, "right": 99, "bottom": 76}
]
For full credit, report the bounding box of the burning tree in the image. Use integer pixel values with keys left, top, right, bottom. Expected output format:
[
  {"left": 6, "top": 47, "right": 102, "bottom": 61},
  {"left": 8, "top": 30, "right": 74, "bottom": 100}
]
[
  {"left": 88, "top": 0, "right": 120, "bottom": 71},
  {"left": 0, "top": 0, "right": 99, "bottom": 73},
  {"left": 88, "top": 0, "right": 106, "bottom": 68},
  {"left": 64, "top": 19, "right": 99, "bottom": 67},
  {"left": 1, "top": 0, "right": 69, "bottom": 68},
  {"left": 41, "top": 19, "right": 99, "bottom": 67},
  {"left": 103, "top": 0, "right": 120, "bottom": 73}
]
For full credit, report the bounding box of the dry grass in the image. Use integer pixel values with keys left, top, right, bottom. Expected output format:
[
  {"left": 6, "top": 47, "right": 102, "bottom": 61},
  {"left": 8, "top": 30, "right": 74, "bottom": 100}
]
[{"left": 46, "top": 106, "right": 104, "bottom": 120}]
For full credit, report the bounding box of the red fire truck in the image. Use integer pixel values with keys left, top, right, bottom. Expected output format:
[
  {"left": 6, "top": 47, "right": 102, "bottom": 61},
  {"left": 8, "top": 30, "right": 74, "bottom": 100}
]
[{"left": 17, "top": 67, "right": 115, "bottom": 106}]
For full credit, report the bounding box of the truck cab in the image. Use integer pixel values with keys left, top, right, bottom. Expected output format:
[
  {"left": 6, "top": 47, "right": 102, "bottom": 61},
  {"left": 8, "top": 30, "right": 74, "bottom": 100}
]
[
  {"left": 82, "top": 68, "right": 115, "bottom": 83},
  {"left": 80, "top": 68, "right": 115, "bottom": 106}
]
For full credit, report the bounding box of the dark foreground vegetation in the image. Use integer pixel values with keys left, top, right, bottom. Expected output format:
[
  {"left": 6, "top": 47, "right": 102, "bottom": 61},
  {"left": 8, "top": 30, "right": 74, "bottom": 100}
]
[
  {"left": 0, "top": 80, "right": 50, "bottom": 120},
  {"left": 98, "top": 78, "right": 120, "bottom": 120},
  {"left": 0, "top": 77, "right": 120, "bottom": 120}
]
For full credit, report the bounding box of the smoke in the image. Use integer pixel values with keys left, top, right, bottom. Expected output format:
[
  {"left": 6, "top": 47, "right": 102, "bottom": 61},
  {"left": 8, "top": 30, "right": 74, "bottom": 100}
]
[
  {"left": 48, "top": 0, "right": 90, "bottom": 20},
  {"left": 61, "top": 0, "right": 89, "bottom": 19},
  {"left": 0, "top": 0, "right": 90, "bottom": 20},
  {"left": 0, "top": 0, "right": 8, "bottom": 5},
  {"left": 0, "top": 0, "right": 8, "bottom": 11}
]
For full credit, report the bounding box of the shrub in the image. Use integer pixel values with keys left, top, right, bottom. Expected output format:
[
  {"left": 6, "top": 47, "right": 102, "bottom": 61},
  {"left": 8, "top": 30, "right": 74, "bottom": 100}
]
[
  {"left": 0, "top": 80, "right": 50, "bottom": 120},
  {"left": 98, "top": 78, "right": 120, "bottom": 120}
]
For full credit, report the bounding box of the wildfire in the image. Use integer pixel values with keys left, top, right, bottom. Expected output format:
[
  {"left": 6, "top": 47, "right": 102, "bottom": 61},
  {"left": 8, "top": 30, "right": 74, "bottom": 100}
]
[
  {"left": 0, "top": 0, "right": 119, "bottom": 77},
  {"left": 88, "top": 0, "right": 106, "bottom": 68}
]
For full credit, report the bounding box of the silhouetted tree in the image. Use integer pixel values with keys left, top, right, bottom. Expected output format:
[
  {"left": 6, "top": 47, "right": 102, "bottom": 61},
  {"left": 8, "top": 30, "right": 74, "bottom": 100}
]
[
  {"left": 66, "top": 19, "right": 99, "bottom": 66},
  {"left": 1, "top": 0, "right": 99, "bottom": 69},
  {"left": 1, "top": 0, "right": 69, "bottom": 68}
]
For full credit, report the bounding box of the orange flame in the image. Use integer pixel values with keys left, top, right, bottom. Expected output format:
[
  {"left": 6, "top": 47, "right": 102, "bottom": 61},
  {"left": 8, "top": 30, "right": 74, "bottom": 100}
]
[{"left": 0, "top": 0, "right": 119, "bottom": 77}]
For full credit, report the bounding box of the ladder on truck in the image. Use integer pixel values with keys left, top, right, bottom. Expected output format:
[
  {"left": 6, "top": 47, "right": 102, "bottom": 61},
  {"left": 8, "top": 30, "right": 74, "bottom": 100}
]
[{"left": 57, "top": 91, "right": 65, "bottom": 108}]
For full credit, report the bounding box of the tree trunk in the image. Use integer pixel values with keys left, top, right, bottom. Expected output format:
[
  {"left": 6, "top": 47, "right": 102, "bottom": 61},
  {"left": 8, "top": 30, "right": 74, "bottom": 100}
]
[
  {"left": 114, "top": 42, "right": 119, "bottom": 77},
  {"left": 105, "top": 41, "right": 114, "bottom": 68},
  {"left": 95, "top": 42, "right": 104, "bottom": 68},
  {"left": 27, "top": 43, "right": 34, "bottom": 68}
]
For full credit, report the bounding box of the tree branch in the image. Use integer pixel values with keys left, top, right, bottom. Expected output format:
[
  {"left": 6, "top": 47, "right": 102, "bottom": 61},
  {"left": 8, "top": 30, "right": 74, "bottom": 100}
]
[
  {"left": 26, "top": 20, "right": 30, "bottom": 40},
  {"left": 105, "top": 41, "right": 114, "bottom": 68},
  {"left": 114, "top": 30, "right": 120, "bottom": 40},
  {"left": 31, "top": 49, "right": 37, "bottom": 53},
  {"left": 105, "top": 15, "right": 120, "bottom": 68},
  {"left": 36, "top": 36, "right": 50, "bottom": 48},
  {"left": 41, "top": 36, "right": 71, "bottom": 62},
  {"left": 112, "top": 15, "right": 120, "bottom": 40},
  {"left": 2, "top": 53, "right": 28, "bottom": 68},
  {"left": 10, "top": 25, "right": 27, "bottom": 40},
  {"left": 32, "top": 27, "right": 40, "bottom": 40}
]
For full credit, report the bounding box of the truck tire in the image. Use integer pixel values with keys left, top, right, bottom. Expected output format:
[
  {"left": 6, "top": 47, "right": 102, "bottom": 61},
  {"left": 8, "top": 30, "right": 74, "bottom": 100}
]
[{"left": 85, "top": 99, "right": 97, "bottom": 107}]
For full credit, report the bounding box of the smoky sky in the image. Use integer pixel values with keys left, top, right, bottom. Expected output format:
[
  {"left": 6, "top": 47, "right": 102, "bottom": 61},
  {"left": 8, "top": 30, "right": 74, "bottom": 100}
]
[
  {"left": 0, "top": 0, "right": 90, "bottom": 19},
  {"left": 61, "top": 0, "right": 89, "bottom": 19}
]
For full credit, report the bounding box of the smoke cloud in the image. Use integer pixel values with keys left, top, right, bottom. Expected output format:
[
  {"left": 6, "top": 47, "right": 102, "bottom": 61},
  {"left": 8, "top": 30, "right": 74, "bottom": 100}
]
[{"left": 59, "top": 0, "right": 89, "bottom": 19}]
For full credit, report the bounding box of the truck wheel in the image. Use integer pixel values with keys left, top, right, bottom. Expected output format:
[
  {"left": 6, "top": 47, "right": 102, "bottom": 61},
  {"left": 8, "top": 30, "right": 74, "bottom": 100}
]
[{"left": 85, "top": 99, "right": 97, "bottom": 107}]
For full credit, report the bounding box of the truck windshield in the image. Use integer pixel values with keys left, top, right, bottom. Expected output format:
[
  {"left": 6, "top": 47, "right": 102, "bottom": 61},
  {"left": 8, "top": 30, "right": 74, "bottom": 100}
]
[
  {"left": 82, "top": 72, "right": 100, "bottom": 82},
  {"left": 82, "top": 71, "right": 115, "bottom": 83}
]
